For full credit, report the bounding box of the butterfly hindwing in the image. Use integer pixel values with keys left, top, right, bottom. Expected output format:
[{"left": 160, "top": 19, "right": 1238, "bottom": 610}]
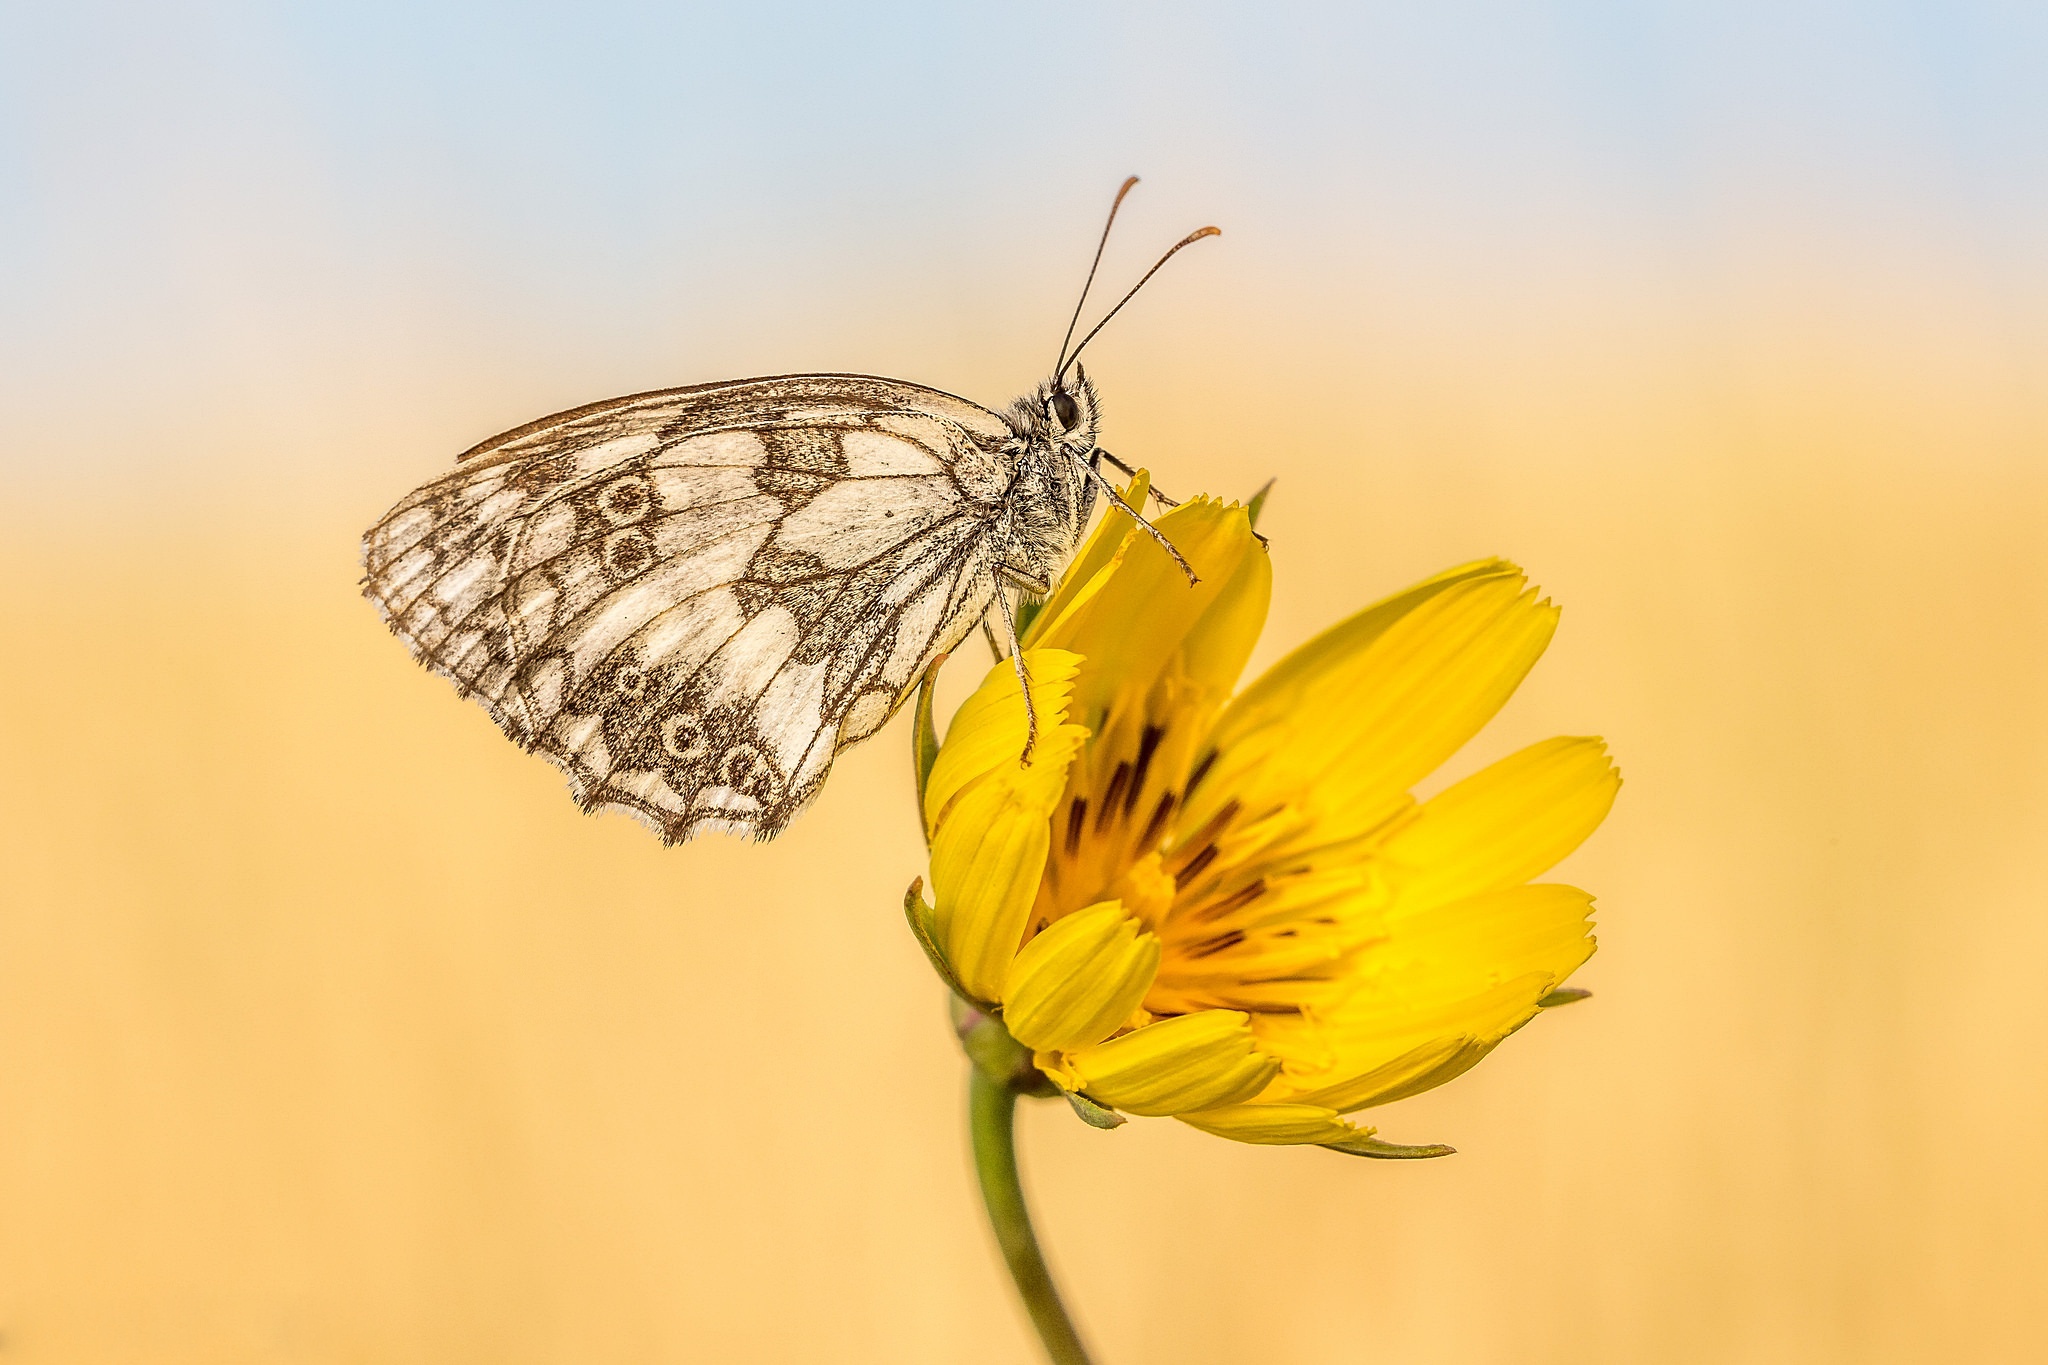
[{"left": 362, "top": 376, "right": 1017, "bottom": 842}]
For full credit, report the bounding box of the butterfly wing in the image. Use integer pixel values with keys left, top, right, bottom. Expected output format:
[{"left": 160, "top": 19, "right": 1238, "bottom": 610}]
[{"left": 362, "top": 374, "right": 1018, "bottom": 842}]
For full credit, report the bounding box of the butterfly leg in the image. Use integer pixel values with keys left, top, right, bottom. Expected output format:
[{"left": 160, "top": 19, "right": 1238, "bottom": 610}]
[
  {"left": 1079, "top": 457, "right": 1200, "bottom": 585},
  {"left": 1094, "top": 449, "right": 1270, "bottom": 549},
  {"left": 991, "top": 582, "right": 1038, "bottom": 764},
  {"left": 999, "top": 564, "right": 1055, "bottom": 597},
  {"left": 1092, "top": 448, "right": 1182, "bottom": 508}
]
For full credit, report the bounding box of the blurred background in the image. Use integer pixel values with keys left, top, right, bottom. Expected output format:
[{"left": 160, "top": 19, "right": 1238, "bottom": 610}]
[{"left": 2, "top": 3, "right": 2044, "bottom": 1362}]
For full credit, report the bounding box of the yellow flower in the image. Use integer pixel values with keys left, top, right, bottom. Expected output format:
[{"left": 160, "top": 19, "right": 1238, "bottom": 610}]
[{"left": 910, "top": 476, "right": 1620, "bottom": 1156}]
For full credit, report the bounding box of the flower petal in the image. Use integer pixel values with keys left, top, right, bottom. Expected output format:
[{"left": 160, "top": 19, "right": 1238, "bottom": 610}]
[
  {"left": 922, "top": 648, "right": 1086, "bottom": 836},
  {"left": 1060, "top": 1009, "right": 1279, "bottom": 1116},
  {"left": 1021, "top": 470, "right": 1151, "bottom": 648},
  {"left": 930, "top": 783, "right": 1058, "bottom": 1004},
  {"left": 1184, "top": 560, "right": 1558, "bottom": 847},
  {"left": 1206, "top": 558, "right": 1513, "bottom": 722},
  {"left": 926, "top": 651, "right": 1091, "bottom": 1001},
  {"left": 1176, "top": 528, "right": 1273, "bottom": 706},
  {"left": 1030, "top": 497, "right": 1271, "bottom": 917},
  {"left": 1030, "top": 497, "right": 1265, "bottom": 737},
  {"left": 1277, "top": 1035, "right": 1494, "bottom": 1114},
  {"left": 1176, "top": 1101, "right": 1455, "bottom": 1156},
  {"left": 1149, "top": 737, "right": 1618, "bottom": 1021},
  {"left": 1003, "top": 901, "right": 1162, "bottom": 1053},
  {"left": 1267, "top": 883, "right": 1598, "bottom": 1110},
  {"left": 1377, "top": 736, "right": 1621, "bottom": 912},
  {"left": 1173, "top": 1101, "right": 1358, "bottom": 1145}
]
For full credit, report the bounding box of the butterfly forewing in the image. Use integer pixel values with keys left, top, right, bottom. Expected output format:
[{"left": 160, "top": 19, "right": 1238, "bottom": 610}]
[{"left": 362, "top": 375, "right": 1017, "bottom": 842}]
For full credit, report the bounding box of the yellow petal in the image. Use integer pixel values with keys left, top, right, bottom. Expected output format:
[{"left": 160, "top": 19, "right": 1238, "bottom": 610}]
[
  {"left": 1270, "top": 884, "right": 1598, "bottom": 1110},
  {"left": 1031, "top": 497, "right": 1263, "bottom": 736},
  {"left": 922, "top": 648, "right": 1087, "bottom": 836},
  {"left": 1276, "top": 1035, "right": 1493, "bottom": 1114},
  {"left": 1173, "top": 1101, "right": 1359, "bottom": 1145},
  {"left": 1174, "top": 522, "right": 1273, "bottom": 719},
  {"left": 1022, "top": 470, "right": 1151, "bottom": 649},
  {"left": 1177, "top": 1103, "right": 1454, "bottom": 1157},
  {"left": 1030, "top": 498, "right": 1270, "bottom": 916},
  {"left": 1062, "top": 1009, "right": 1279, "bottom": 1116},
  {"left": 1002, "top": 901, "right": 1162, "bottom": 1053},
  {"left": 1377, "top": 736, "right": 1621, "bottom": 912},
  {"left": 1376, "top": 882, "right": 1599, "bottom": 985},
  {"left": 926, "top": 651, "right": 1091, "bottom": 1002},
  {"left": 1152, "top": 736, "right": 1617, "bottom": 1022},
  {"left": 1185, "top": 561, "right": 1558, "bottom": 846},
  {"left": 1209, "top": 557, "right": 1512, "bottom": 717},
  {"left": 929, "top": 781, "right": 1056, "bottom": 1004}
]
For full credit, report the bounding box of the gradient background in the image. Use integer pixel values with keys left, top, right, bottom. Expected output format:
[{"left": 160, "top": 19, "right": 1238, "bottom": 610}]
[{"left": 3, "top": 4, "right": 2045, "bottom": 1362}]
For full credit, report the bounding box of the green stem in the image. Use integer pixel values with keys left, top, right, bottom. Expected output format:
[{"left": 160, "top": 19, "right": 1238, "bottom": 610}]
[{"left": 968, "top": 1068, "right": 1096, "bottom": 1365}]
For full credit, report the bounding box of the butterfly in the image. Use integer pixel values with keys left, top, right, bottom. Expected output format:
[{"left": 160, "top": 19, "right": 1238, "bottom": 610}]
[{"left": 360, "top": 178, "right": 1213, "bottom": 843}]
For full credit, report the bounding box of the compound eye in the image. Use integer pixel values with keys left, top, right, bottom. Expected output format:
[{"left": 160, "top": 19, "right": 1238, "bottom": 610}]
[{"left": 1051, "top": 390, "right": 1080, "bottom": 430}]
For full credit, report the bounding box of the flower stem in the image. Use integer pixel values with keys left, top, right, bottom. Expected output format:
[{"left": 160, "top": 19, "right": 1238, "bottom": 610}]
[{"left": 968, "top": 1067, "right": 1096, "bottom": 1365}]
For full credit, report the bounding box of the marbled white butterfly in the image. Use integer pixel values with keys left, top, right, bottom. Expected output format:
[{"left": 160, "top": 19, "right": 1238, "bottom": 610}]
[{"left": 361, "top": 178, "right": 1213, "bottom": 843}]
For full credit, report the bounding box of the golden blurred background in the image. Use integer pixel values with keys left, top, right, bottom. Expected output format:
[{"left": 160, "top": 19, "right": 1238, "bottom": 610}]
[{"left": 3, "top": 4, "right": 2044, "bottom": 1362}]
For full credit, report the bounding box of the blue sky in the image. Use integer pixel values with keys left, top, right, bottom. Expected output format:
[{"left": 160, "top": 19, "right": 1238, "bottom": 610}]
[{"left": 2, "top": 2, "right": 2042, "bottom": 492}]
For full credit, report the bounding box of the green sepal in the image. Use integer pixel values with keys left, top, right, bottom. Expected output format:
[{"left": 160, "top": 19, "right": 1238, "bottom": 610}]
[
  {"left": 904, "top": 878, "right": 977, "bottom": 1006},
  {"left": 952, "top": 997, "right": 1059, "bottom": 1097},
  {"left": 1245, "top": 477, "right": 1276, "bottom": 530},
  {"left": 1538, "top": 987, "right": 1593, "bottom": 1009},
  {"left": 1320, "top": 1133, "right": 1458, "bottom": 1160},
  {"left": 960, "top": 1014, "right": 1031, "bottom": 1087},
  {"left": 1064, "top": 1091, "right": 1126, "bottom": 1130},
  {"left": 911, "top": 657, "right": 945, "bottom": 836}
]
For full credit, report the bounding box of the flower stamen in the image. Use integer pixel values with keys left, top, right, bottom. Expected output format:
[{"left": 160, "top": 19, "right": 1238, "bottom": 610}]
[
  {"left": 1125, "top": 725, "right": 1167, "bottom": 816},
  {"left": 1133, "top": 795, "right": 1175, "bottom": 852},
  {"left": 1192, "top": 878, "right": 1267, "bottom": 921},
  {"left": 1186, "top": 929, "right": 1247, "bottom": 959},
  {"left": 1173, "top": 842, "right": 1221, "bottom": 890}
]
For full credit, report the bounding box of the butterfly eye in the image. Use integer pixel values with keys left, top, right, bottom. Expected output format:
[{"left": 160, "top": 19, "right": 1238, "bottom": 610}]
[{"left": 1051, "top": 390, "right": 1080, "bottom": 430}]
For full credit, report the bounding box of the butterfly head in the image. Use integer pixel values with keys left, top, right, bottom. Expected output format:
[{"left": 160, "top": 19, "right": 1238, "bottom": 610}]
[{"left": 1013, "top": 366, "right": 1101, "bottom": 460}]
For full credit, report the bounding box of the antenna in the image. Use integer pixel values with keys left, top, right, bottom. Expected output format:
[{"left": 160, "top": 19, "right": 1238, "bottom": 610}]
[
  {"left": 1053, "top": 176, "right": 1141, "bottom": 380},
  {"left": 1056, "top": 226, "right": 1221, "bottom": 385}
]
